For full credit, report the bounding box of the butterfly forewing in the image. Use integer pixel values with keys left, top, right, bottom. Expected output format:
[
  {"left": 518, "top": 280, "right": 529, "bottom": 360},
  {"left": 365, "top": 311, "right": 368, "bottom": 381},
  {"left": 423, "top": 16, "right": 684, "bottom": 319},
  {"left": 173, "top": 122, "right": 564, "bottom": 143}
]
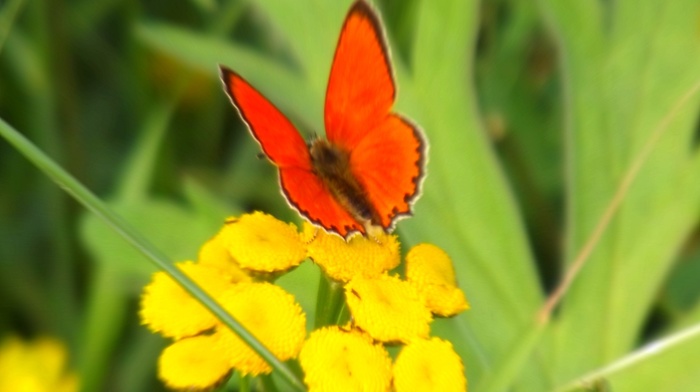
[
  {"left": 220, "top": 68, "right": 311, "bottom": 169},
  {"left": 324, "top": 0, "right": 395, "bottom": 150},
  {"left": 220, "top": 66, "right": 364, "bottom": 238},
  {"left": 280, "top": 167, "right": 364, "bottom": 236}
]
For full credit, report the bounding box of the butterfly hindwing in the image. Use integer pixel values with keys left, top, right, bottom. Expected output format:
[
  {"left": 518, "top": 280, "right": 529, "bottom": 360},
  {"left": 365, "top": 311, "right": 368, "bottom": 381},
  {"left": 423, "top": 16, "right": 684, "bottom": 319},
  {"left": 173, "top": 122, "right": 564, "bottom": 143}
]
[
  {"left": 280, "top": 167, "right": 363, "bottom": 237},
  {"left": 350, "top": 114, "right": 425, "bottom": 229}
]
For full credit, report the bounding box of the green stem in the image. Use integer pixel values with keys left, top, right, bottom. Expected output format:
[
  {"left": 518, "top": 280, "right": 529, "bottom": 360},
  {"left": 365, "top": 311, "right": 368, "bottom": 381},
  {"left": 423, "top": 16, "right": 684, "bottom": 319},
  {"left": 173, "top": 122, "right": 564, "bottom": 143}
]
[
  {"left": 25, "top": 0, "right": 78, "bottom": 344},
  {"left": 0, "top": 117, "right": 306, "bottom": 392},
  {"left": 555, "top": 323, "right": 700, "bottom": 392},
  {"left": 79, "top": 266, "right": 128, "bottom": 392},
  {"left": 313, "top": 274, "right": 346, "bottom": 328},
  {"left": 239, "top": 374, "right": 251, "bottom": 392},
  {"left": 260, "top": 373, "right": 279, "bottom": 392}
]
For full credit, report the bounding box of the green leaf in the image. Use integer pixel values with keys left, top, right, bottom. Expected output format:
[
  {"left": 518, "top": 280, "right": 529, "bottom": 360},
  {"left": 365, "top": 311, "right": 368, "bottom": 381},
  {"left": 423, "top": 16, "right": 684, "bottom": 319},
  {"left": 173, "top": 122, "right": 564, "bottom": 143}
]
[
  {"left": 400, "top": 1, "right": 545, "bottom": 387},
  {"left": 249, "top": 0, "right": 348, "bottom": 94},
  {"left": 540, "top": 0, "right": 700, "bottom": 383}
]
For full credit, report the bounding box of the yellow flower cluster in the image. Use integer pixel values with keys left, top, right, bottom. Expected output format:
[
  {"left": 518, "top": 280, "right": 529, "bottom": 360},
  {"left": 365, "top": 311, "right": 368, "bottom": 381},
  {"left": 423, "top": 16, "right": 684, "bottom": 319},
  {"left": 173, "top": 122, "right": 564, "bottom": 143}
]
[
  {"left": 140, "top": 212, "right": 307, "bottom": 390},
  {"left": 139, "top": 211, "right": 469, "bottom": 391},
  {"left": 303, "top": 224, "right": 469, "bottom": 391},
  {"left": 0, "top": 336, "right": 78, "bottom": 392}
]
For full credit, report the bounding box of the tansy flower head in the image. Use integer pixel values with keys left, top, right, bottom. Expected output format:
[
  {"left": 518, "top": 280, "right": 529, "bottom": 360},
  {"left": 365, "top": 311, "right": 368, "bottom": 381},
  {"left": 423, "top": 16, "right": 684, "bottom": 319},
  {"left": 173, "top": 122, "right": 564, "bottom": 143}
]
[
  {"left": 299, "top": 326, "right": 392, "bottom": 392},
  {"left": 406, "top": 243, "right": 469, "bottom": 317},
  {"left": 197, "top": 228, "right": 251, "bottom": 283},
  {"left": 140, "top": 261, "right": 233, "bottom": 339},
  {"left": 218, "top": 212, "right": 306, "bottom": 274},
  {"left": 216, "top": 282, "right": 307, "bottom": 375},
  {"left": 0, "top": 336, "right": 79, "bottom": 392},
  {"left": 393, "top": 337, "right": 467, "bottom": 392},
  {"left": 345, "top": 274, "right": 431, "bottom": 343},
  {"left": 304, "top": 222, "right": 400, "bottom": 282},
  {"left": 158, "top": 334, "right": 232, "bottom": 391}
]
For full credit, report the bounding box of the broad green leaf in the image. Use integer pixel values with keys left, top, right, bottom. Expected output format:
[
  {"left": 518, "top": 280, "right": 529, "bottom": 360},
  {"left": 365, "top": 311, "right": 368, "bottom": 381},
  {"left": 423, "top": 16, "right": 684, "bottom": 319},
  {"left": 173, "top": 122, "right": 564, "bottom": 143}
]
[
  {"left": 401, "top": 0, "right": 545, "bottom": 388},
  {"left": 250, "top": 0, "right": 348, "bottom": 96},
  {"left": 181, "top": 176, "right": 240, "bottom": 224},
  {"left": 540, "top": 0, "right": 700, "bottom": 383}
]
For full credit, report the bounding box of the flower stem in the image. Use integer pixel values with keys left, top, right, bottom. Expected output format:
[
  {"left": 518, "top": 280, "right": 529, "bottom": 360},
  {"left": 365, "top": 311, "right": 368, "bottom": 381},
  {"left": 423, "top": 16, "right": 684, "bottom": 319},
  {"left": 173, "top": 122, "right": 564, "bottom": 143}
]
[{"left": 314, "top": 274, "right": 346, "bottom": 328}]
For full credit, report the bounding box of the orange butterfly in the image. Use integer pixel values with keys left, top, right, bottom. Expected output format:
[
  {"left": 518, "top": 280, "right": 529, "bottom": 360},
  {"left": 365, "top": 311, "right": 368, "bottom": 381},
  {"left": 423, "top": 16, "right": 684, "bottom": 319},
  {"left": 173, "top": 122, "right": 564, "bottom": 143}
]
[{"left": 220, "top": 0, "right": 426, "bottom": 239}]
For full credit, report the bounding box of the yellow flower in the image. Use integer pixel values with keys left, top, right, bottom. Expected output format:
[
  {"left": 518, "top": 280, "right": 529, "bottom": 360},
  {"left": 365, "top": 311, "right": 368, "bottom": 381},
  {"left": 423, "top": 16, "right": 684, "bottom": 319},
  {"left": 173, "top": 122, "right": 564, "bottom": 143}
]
[
  {"left": 216, "top": 282, "right": 307, "bottom": 375},
  {"left": 304, "top": 223, "right": 400, "bottom": 282},
  {"left": 299, "top": 326, "right": 392, "bottom": 392},
  {"left": 154, "top": 281, "right": 307, "bottom": 387},
  {"left": 393, "top": 337, "right": 467, "bottom": 392},
  {"left": 405, "top": 244, "right": 469, "bottom": 317},
  {"left": 0, "top": 336, "right": 78, "bottom": 392},
  {"left": 140, "top": 261, "right": 233, "bottom": 339},
  {"left": 197, "top": 228, "right": 252, "bottom": 283},
  {"left": 218, "top": 212, "right": 306, "bottom": 273},
  {"left": 158, "top": 334, "right": 231, "bottom": 391},
  {"left": 345, "top": 275, "right": 431, "bottom": 343}
]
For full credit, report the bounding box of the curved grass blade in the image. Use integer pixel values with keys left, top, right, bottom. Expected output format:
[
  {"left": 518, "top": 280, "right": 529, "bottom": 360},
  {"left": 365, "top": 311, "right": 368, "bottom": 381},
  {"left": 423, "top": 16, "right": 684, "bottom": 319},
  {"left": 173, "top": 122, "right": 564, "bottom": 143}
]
[{"left": 0, "top": 117, "right": 306, "bottom": 392}]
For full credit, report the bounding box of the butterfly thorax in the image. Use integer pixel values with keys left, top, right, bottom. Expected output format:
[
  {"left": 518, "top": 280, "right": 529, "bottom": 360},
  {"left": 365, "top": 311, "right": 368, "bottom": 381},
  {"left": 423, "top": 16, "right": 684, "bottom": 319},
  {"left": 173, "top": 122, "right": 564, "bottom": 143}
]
[{"left": 309, "top": 139, "right": 381, "bottom": 228}]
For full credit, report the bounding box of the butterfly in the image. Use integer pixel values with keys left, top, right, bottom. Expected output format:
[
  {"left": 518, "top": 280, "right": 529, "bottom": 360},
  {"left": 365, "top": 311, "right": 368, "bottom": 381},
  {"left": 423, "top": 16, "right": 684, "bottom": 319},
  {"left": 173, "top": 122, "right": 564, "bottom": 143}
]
[{"left": 220, "top": 0, "right": 426, "bottom": 239}]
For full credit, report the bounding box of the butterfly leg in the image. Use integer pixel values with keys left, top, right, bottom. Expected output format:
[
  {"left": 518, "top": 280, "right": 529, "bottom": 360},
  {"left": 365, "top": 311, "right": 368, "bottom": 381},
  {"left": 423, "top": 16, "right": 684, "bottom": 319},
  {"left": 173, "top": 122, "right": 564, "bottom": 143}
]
[
  {"left": 304, "top": 227, "right": 320, "bottom": 244},
  {"left": 363, "top": 222, "right": 385, "bottom": 245}
]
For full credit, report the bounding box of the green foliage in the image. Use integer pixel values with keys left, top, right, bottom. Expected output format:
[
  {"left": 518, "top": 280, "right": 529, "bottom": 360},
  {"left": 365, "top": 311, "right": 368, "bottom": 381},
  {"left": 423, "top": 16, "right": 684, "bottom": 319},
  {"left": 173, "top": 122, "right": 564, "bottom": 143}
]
[{"left": 2, "top": 0, "right": 700, "bottom": 391}]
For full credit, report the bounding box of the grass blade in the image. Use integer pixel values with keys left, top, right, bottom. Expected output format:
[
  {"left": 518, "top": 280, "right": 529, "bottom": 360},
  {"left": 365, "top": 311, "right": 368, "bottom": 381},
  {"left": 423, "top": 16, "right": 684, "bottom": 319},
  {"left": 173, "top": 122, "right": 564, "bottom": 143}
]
[{"left": 0, "top": 117, "right": 306, "bottom": 392}]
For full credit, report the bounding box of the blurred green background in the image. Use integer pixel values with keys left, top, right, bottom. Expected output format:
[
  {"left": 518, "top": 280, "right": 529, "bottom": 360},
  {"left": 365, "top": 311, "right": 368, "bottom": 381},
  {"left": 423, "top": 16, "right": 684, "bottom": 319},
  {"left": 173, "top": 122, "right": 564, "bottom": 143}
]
[{"left": 2, "top": 0, "right": 700, "bottom": 391}]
